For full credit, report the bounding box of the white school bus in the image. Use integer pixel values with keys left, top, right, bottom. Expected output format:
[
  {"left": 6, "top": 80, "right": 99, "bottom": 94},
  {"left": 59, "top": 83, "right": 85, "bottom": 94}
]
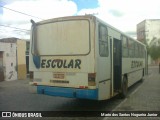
[{"left": 29, "top": 15, "right": 147, "bottom": 100}]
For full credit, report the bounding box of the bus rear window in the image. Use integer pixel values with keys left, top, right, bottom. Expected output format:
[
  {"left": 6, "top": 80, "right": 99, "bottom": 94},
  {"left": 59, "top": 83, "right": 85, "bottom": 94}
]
[{"left": 35, "top": 20, "right": 90, "bottom": 55}]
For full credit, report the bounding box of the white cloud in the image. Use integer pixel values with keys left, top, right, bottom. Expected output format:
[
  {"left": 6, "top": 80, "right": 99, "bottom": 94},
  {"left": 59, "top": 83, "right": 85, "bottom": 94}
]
[
  {"left": 0, "top": 0, "right": 77, "bottom": 39},
  {"left": 77, "top": 8, "right": 100, "bottom": 15},
  {"left": 78, "top": 0, "right": 160, "bottom": 38},
  {"left": 3, "top": 0, "right": 77, "bottom": 20},
  {"left": 1, "top": 0, "right": 160, "bottom": 39}
]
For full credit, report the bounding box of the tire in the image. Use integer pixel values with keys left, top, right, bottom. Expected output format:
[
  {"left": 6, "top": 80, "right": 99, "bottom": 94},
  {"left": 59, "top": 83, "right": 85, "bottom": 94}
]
[
  {"left": 120, "top": 76, "right": 128, "bottom": 98},
  {"left": 140, "top": 69, "right": 144, "bottom": 83},
  {"left": 139, "top": 77, "right": 144, "bottom": 83}
]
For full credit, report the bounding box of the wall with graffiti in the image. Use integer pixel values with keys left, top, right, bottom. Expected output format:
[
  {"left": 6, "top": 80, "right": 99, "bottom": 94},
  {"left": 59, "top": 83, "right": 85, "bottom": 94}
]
[{"left": 0, "top": 42, "right": 17, "bottom": 81}]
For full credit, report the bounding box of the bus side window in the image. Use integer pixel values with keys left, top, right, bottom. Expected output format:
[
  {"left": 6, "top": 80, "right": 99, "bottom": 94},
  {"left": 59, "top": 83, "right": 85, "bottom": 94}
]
[
  {"left": 122, "top": 36, "right": 128, "bottom": 57},
  {"left": 139, "top": 45, "right": 143, "bottom": 58},
  {"left": 128, "top": 39, "right": 135, "bottom": 58},
  {"left": 99, "top": 24, "right": 108, "bottom": 57},
  {"left": 142, "top": 47, "right": 145, "bottom": 58},
  {"left": 138, "top": 44, "right": 142, "bottom": 58},
  {"left": 135, "top": 43, "right": 139, "bottom": 58}
]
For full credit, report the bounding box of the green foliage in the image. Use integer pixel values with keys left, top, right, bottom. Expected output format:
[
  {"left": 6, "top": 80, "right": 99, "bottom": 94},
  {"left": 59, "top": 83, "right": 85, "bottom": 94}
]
[{"left": 148, "top": 45, "right": 160, "bottom": 60}]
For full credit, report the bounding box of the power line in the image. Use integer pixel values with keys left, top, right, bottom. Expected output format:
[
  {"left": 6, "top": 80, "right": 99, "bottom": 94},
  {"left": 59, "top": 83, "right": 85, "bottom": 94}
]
[
  {"left": 0, "top": 24, "right": 30, "bottom": 32},
  {"left": 0, "top": 5, "right": 44, "bottom": 20}
]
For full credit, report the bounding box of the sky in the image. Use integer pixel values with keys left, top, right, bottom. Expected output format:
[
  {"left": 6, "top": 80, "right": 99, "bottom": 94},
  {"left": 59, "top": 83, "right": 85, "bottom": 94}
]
[{"left": 0, "top": 0, "right": 160, "bottom": 39}]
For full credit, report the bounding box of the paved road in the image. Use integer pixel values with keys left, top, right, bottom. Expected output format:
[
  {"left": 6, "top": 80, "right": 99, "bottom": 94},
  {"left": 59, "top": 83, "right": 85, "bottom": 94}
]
[
  {"left": 0, "top": 80, "right": 123, "bottom": 112},
  {"left": 0, "top": 66, "right": 160, "bottom": 120},
  {"left": 104, "top": 66, "right": 160, "bottom": 120}
]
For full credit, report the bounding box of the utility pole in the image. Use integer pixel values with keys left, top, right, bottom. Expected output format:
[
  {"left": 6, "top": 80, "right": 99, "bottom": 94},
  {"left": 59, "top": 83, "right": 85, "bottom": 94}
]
[
  {"left": 159, "top": 63, "right": 160, "bottom": 73},
  {"left": 143, "top": 28, "right": 149, "bottom": 75}
]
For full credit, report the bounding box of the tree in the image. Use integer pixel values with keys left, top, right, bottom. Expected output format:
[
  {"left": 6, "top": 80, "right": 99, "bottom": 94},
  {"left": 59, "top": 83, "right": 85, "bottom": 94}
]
[{"left": 149, "top": 45, "right": 160, "bottom": 60}]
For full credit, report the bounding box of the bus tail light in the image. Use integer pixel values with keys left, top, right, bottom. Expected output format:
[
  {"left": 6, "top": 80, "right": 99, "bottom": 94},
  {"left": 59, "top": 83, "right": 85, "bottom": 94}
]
[
  {"left": 79, "top": 86, "right": 88, "bottom": 89},
  {"left": 33, "top": 83, "right": 37, "bottom": 86},
  {"left": 88, "top": 73, "right": 96, "bottom": 86}
]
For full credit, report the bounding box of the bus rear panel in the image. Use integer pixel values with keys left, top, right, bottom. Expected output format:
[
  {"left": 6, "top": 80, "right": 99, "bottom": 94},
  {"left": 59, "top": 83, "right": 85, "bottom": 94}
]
[{"left": 29, "top": 16, "right": 98, "bottom": 100}]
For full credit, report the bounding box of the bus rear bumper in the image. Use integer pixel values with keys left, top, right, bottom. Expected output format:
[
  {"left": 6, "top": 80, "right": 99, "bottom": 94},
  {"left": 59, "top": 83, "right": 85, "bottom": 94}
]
[{"left": 34, "top": 85, "right": 98, "bottom": 100}]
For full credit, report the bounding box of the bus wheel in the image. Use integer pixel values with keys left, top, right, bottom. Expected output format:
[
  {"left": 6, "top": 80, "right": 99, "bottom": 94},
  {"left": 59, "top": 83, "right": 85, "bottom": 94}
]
[
  {"left": 140, "top": 69, "right": 144, "bottom": 83},
  {"left": 120, "top": 76, "right": 128, "bottom": 98},
  {"left": 139, "top": 77, "right": 144, "bottom": 83}
]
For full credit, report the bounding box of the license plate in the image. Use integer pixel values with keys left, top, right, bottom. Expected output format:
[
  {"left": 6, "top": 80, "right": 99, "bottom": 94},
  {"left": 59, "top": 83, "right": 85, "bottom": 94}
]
[{"left": 53, "top": 73, "right": 65, "bottom": 79}]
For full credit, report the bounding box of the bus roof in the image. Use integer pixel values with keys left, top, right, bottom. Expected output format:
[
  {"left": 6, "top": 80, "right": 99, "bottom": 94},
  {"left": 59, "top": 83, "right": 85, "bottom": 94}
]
[{"left": 35, "top": 15, "right": 146, "bottom": 47}]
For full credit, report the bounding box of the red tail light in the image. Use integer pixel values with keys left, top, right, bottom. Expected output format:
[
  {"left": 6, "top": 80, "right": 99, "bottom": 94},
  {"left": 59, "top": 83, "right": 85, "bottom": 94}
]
[
  {"left": 88, "top": 73, "right": 96, "bottom": 86},
  {"left": 33, "top": 83, "right": 37, "bottom": 86},
  {"left": 79, "top": 86, "right": 88, "bottom": 89}
]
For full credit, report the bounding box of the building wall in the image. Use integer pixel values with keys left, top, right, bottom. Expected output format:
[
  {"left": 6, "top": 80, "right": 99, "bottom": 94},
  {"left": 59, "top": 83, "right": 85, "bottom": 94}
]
[
  {"left": 145, "top": 20, "right": 160, "bottom": 45},
  {"left": 17, "top": 40, "right": 27, "bottom": 80},
  {"left": 137, "top": 19, "right": 160, "bottom": 46},
  {"left": 137, "top": 20, "right": 146, "bottom": 44},
  {"left": 137, "top": 19, "right": 160, "bottom": 65},
  {"left": 0, "top": 51, "right": 4, "bottom": 81},
  {"left": 0, "top": 42, "right": 17, "bottom": 81}
]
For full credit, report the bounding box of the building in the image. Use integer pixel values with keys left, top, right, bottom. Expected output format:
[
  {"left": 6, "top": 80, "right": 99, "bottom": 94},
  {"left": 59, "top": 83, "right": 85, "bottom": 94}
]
[
  {"left": 0, "top": 42, "right": 17, "bottom": 81},
  {"left": 137, "top": 19, "right": 160, "bottom": 65},
  {"left": 0, "top": 38, "right": 29, "bottom": 81},
  {"left": 137, "top": 19, "right": 160, "bottom": 46}
]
